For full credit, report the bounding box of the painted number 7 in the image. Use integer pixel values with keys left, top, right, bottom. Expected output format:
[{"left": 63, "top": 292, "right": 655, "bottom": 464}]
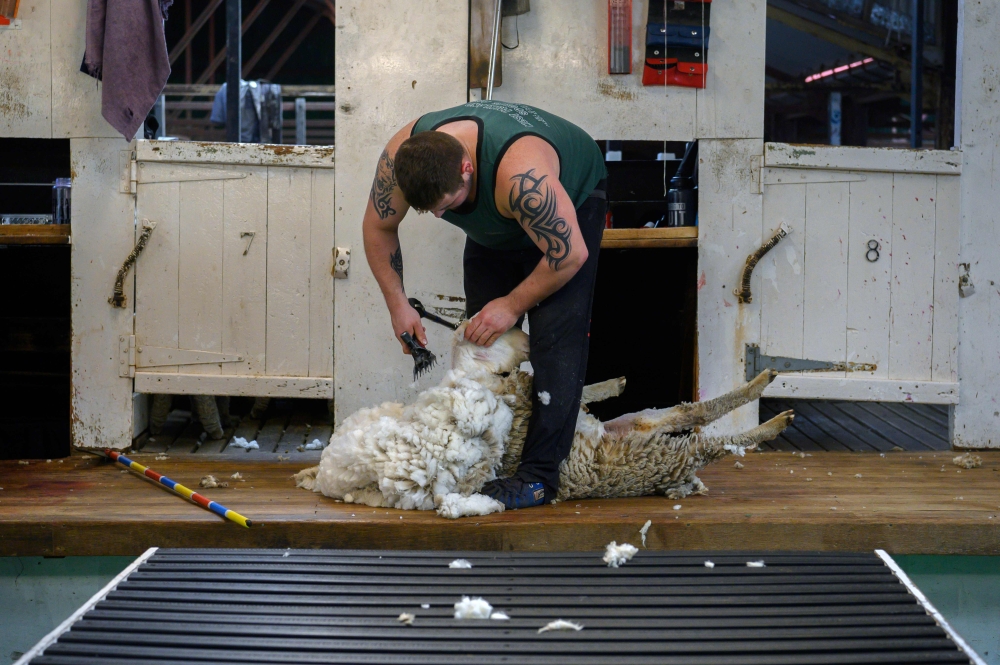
[{"left": 241, "top": 231, "right": 255, "bottom": 256}]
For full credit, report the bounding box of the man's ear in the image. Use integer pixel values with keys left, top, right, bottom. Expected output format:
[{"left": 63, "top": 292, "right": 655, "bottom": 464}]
[{"left": 461, "top": 159, "right": 474, "bottom": 176}]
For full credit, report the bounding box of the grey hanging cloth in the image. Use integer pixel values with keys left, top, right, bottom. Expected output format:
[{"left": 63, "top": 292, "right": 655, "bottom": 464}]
[
  {"left": 80, "top": 0, "right": 173, "bottom": 140},
  {"left": 257, "top": 82, "right": 283, "bottom": 144}
]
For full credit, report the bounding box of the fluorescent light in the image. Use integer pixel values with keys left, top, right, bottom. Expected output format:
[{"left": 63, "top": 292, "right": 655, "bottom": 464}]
[{"left": 804, "top": 57, "right": 875, "bottom": 83}]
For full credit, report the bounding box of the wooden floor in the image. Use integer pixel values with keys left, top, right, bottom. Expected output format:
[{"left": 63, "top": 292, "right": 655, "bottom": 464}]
[
  {"left": 1, "top": 450, "right": 996, "bottom": 557},
  {"left": 760, "top": 399, "right": 950, "bottom": 452}
]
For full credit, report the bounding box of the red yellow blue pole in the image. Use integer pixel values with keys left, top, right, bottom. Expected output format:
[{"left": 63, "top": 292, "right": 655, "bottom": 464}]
[{"left": 105, "top": 449, "right": 252, "bottom": 528}]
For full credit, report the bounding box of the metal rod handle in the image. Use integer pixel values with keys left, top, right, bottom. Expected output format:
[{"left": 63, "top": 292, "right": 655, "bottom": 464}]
[{"left": 486, "top": 0, "right": 503, "bottom": 100}]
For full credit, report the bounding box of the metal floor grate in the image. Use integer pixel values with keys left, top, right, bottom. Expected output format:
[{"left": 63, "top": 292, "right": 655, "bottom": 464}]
[
  {"left": 20, "top": 548, "right": 981, "bottom": 665},
  {"left": 760, "top": 399, "right": 951, "bottom": 452}
]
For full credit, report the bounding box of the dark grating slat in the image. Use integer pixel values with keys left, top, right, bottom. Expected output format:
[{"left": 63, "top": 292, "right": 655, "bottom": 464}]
[{"left": 26, "top": 549, "right": 977, "bottom": 665}]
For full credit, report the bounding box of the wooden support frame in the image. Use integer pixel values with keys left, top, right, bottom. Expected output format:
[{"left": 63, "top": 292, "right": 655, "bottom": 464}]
[
  {"left": 242, "top": 0, "right": 306, "bottom": 77},
  {"left": 265, "top": 11, "right": 323, "bottom": 80}
]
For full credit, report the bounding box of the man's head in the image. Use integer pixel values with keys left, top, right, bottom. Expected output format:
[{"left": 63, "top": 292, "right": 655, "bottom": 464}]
[{"left": 394, "top": 132, "right": 472, "bottom": 216}]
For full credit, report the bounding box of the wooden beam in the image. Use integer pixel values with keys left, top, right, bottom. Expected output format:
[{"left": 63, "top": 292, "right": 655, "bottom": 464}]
[
  {"left": 242, "top": 0, "right": 307, "bottom": 77},
  {"left": 767, "top": 4, "right": 912, "bottom": 73},
  {"left": 0, "top": 225, "right": 71, "bottom": 245},
  {"left": 168, "top": 0, "right": 224, "bottom": 65},
  {"left": 264, "top": 10, "right": 322, "bottom": 80},
  {"left": 194, "top": 0, "right": 278, "bottom": 85}
]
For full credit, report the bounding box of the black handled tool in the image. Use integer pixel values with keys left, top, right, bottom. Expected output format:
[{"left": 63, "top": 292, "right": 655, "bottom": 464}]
[
  {"left": 400, "top": 332, "right": 437, "bottom": 380},
  {"left": 408, "top": 298, "right": 460, "bottom": 330}
]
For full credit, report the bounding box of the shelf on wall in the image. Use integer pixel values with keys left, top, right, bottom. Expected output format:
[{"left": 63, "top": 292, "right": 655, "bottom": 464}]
[
  {"left": 0, "top": 225, "right": 71, "bottom": 245},
  {"left": 601, "top": 226, "right": 697, "bottom": 249}
]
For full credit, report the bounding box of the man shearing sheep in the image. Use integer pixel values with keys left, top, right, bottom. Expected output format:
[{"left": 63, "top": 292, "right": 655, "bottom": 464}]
[{"left": 362, "top": 100, "right": 607, "bottom": 510}]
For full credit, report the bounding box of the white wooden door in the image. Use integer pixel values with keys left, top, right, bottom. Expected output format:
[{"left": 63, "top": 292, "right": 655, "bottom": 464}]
[
  {"left": 129, "top": 144, "right": 335, "bottom": 398},
  {"left": 754, "top": 143, "right": 960, "bottom": 404}
]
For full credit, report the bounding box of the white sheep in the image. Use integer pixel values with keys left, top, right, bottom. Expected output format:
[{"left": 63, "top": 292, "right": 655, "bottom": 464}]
[{"left": 295, "top": 323, "right": 793, "bottom": 517}]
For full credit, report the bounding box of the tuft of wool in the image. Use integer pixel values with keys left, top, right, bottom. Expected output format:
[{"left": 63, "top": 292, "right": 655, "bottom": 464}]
[
  {"left": 200, "top": 475, "right": 222, "bottom": 488},
  {"left": 673, "top": 504, "right": 682, "bottom": 510},
  {"left": 538, "top": 619, "right": 583, "bottom": 633},
  {"left": 746, "top": 560, "right": 766, "bottom": 568},
  {"left": 734, "top": 461, "right": 744, "bottom": 469},
  {"left": 454, "top": 596, "right": 493, "bottom": 619},
  {"left": 639, "top": 520, "right": 652, "bottom": 547},
  {"left": 704, "top": 561, "right": 715, "bottom": 568},
  {"left": 603, "top": 541, "right": 638, "bottom": 568},
  {"left": 229, "top": 437, "right": 259, "bottom": 450},
  {"left": 398, "top": 613, "right": 415, "bottom": 625},
  {"left": 449, "top": 559, "right": 473, "bottom": 569},
  {"left": 421, "top": 603, "right": 430, "bottom": 609},
  {"left": 281, "top": 551, "right": 290, "bottom": 558},
  {"left": 490, "top": 611, "right": 510, "bottom": 620},
  {"left": 723, "top": 443, "right": 747, "bottom": 457},
  {"left": 231, "top": 472, "right": 245, "bottom": 480},
  {"left": 436, "top": 493, "right": 505, "bottom": 519},
  {"left": 303, "top": 439, "right": 325, "bottom": 450},
  {"left": 538, "top": 391, "right": 551, "bottom": 405},
  {"left": 953, "top": 453, "right": 983, "bottom": 469}
]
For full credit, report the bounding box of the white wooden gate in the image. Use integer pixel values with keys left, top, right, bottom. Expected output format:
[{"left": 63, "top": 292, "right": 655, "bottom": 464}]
[
  {"left": 123, "top": 141, "right": 335, "bottom": 398},
  {"left": 754, "top": 143, "right": 961, "bottom": 404}
]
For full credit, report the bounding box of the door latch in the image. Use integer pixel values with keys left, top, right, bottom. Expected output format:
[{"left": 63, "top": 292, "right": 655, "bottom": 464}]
[
  {"left": 333, "top": 246, "right": 350, "bottom": 279},
  {"left": 745, "top": 344, "right": 876, "bottom": 382}
]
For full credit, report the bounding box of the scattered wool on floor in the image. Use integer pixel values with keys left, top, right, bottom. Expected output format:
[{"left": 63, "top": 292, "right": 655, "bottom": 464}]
[
  {"left": 603, "top": 541, "right": 638, "bottom": 568},
  {"left": 199, "top": 475, "right": 228, "bottom": 489},
  {"left": 734, "top": 461, "right": 744, "bottom": 469},
  {"left": 490, "top": 611, "right": 510, "bottom": 620},
  {"left": 302, "top": 439, "right": 325, "bottom": 451},
  {"left": 397, "top": 613, "right": 415, "bottom": 625},
  {"left": 538, "top": 620, "right": 583, "bottom": 633},
  {"left": 436, "top": 493, "right": 505, "bottom": 519},
  {"left": 953, "top": 453, "right": 983, "bottom": 469},
  {"left": 449, "top": 559, "right": 473, "bottom": 569},
  {"left": 231, "top": 472, "right": 245, "bottom": 481},
  {"left": 454, "top": 596, "right": 493, "bottom": 619},
  {"left": 704, "top": 561, "right": 715, "bottom": 568},
  {"left": 746, "top": 560, "right": 766, "bottom": 568},
  {"left": 421, "top": 603, "right": 430, "bottom": 609},
  {"left": 229, "top": 437, "right": 259, "bottom": 450},
  {"left": 639, "top": 520, "right": 652, "bottom": 547}
]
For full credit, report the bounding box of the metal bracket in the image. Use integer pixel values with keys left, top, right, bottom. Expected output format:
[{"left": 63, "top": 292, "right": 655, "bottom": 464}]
[
  {"left": 745, "top": 344, "right": 877, "bottom": 382},
  {"left": 333, "top": 246, "right": 350, "bottom": 279},
  {"left": 958, "top": 263, "right": 975, "bottom": 297}
]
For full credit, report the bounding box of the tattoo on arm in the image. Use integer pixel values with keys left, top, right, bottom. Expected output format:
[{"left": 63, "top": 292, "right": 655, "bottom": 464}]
[
  {"left": 508, "top": 169, "right": 572, "bottom": 270},
  {"left": 370, "top": 149, "right": 398, "bottom": 219},
  {"left": 389, "top": 245, "right": 404, "bottom": 286}
]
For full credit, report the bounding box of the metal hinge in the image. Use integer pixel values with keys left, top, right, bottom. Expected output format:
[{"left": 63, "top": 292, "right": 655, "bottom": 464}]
[
  {"left": 119, "top": 335, "right": 244, "bottom": 378},
  {"left": 745, "top": 344, "right": 876, "bottom": 382},
  {"left": 119, "top": 150, "right": 137, "bottom": 194}
]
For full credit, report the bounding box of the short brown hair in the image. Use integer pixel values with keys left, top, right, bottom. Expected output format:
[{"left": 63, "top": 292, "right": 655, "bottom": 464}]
[{"left": 394, "top": 131, "right": 464, "bottom": 211}]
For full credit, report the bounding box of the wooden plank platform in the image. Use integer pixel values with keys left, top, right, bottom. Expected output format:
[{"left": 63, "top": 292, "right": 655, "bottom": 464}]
[
  {"left": 0, "top": 451, "right": 997, "bottom": 557},
  {"left": 0, "top": 224, "right": 71, "bottom": 245},
  {"left": 600, "top": 227, "right": 697, "bottom": 249}
]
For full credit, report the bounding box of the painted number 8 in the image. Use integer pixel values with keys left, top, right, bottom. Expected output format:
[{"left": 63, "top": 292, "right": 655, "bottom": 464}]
[{"left": 866, "top": 239, "right": 880, "bottom": 262}]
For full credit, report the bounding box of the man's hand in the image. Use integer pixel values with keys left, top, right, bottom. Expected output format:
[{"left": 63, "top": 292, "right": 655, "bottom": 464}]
[
  {"left": 465, "top": 296, "right": 521, "bottom": 347},
  {"left": 390, "top": 300, "right": 427, "bottom": 354}
]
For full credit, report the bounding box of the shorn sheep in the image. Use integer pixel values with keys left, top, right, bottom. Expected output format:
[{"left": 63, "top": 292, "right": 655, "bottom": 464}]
[{"left": 295, "top": 323, "right": 794, "bottom": 518}]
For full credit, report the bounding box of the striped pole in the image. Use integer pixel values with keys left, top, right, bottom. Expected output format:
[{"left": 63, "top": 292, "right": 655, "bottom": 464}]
[{"left": 106, "top": 449, "right": 252, "bottom": 528}]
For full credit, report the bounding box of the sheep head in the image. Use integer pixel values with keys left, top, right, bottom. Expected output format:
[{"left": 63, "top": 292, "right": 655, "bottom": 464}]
[{"left": 450, "top": 322, "right": 530, "bottom": 379}]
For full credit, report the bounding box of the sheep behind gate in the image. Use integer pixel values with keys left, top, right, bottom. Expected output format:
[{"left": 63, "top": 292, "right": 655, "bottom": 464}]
[{"left": 295, "top": 324, "right": 794, "bottom": 518}]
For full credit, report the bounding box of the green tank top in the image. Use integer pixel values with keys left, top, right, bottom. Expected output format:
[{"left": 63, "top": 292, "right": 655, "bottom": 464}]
[{"left": 411, "top": 101, "right": 607, "bottom": 250}]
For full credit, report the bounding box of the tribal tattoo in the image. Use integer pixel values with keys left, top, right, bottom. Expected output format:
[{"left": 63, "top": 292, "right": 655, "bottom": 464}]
[
  {"left": 508, "top": 169, "right": 572, "bottom": 270},
  {"left": 370, "top": 149, "right": 398, "bottom": 219},
  {"left": 389, "top": 245, "right": 404, "bottom": 285}
]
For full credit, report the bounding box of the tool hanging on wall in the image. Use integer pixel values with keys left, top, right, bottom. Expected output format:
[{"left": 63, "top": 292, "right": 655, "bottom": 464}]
[
  {"left": 608, "top": 0, "right": 633, "bottom": 75},
  {"left": 642, "top": 0, "right": 711, "bottom": 89}
]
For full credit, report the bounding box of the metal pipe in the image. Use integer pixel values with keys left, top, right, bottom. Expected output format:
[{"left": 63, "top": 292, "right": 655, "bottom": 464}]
[
  {"left": 225, "top": 0, "right": 242, "bottom": 142},
  {"left": 911, "top": 0, "right": 924, "bottom": 148},
  {"left": 485, "top": 0, "right": 503, "bottom": 100},
  {"left": 295, "top": 98, "right": 307, "bottom": 145}
]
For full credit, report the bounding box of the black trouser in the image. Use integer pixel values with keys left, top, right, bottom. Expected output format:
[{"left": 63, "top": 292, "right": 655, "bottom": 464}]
[{"left": 463, "top": 184, "right": 606, "bottom": 497}]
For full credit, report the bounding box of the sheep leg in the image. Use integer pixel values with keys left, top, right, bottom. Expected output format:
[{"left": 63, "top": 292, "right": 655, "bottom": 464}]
[
  {"left": 603, "top": 369, "right": 778, "bottom": 435},
  {"left": 149, "top": 394, "right": 172, "bottom": 435},
  {"left": 581, "top": 377, "right": 626, "bottom": 405},
  {"left": 694, "top": 409, "right": 795, "bottom": 460}
]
